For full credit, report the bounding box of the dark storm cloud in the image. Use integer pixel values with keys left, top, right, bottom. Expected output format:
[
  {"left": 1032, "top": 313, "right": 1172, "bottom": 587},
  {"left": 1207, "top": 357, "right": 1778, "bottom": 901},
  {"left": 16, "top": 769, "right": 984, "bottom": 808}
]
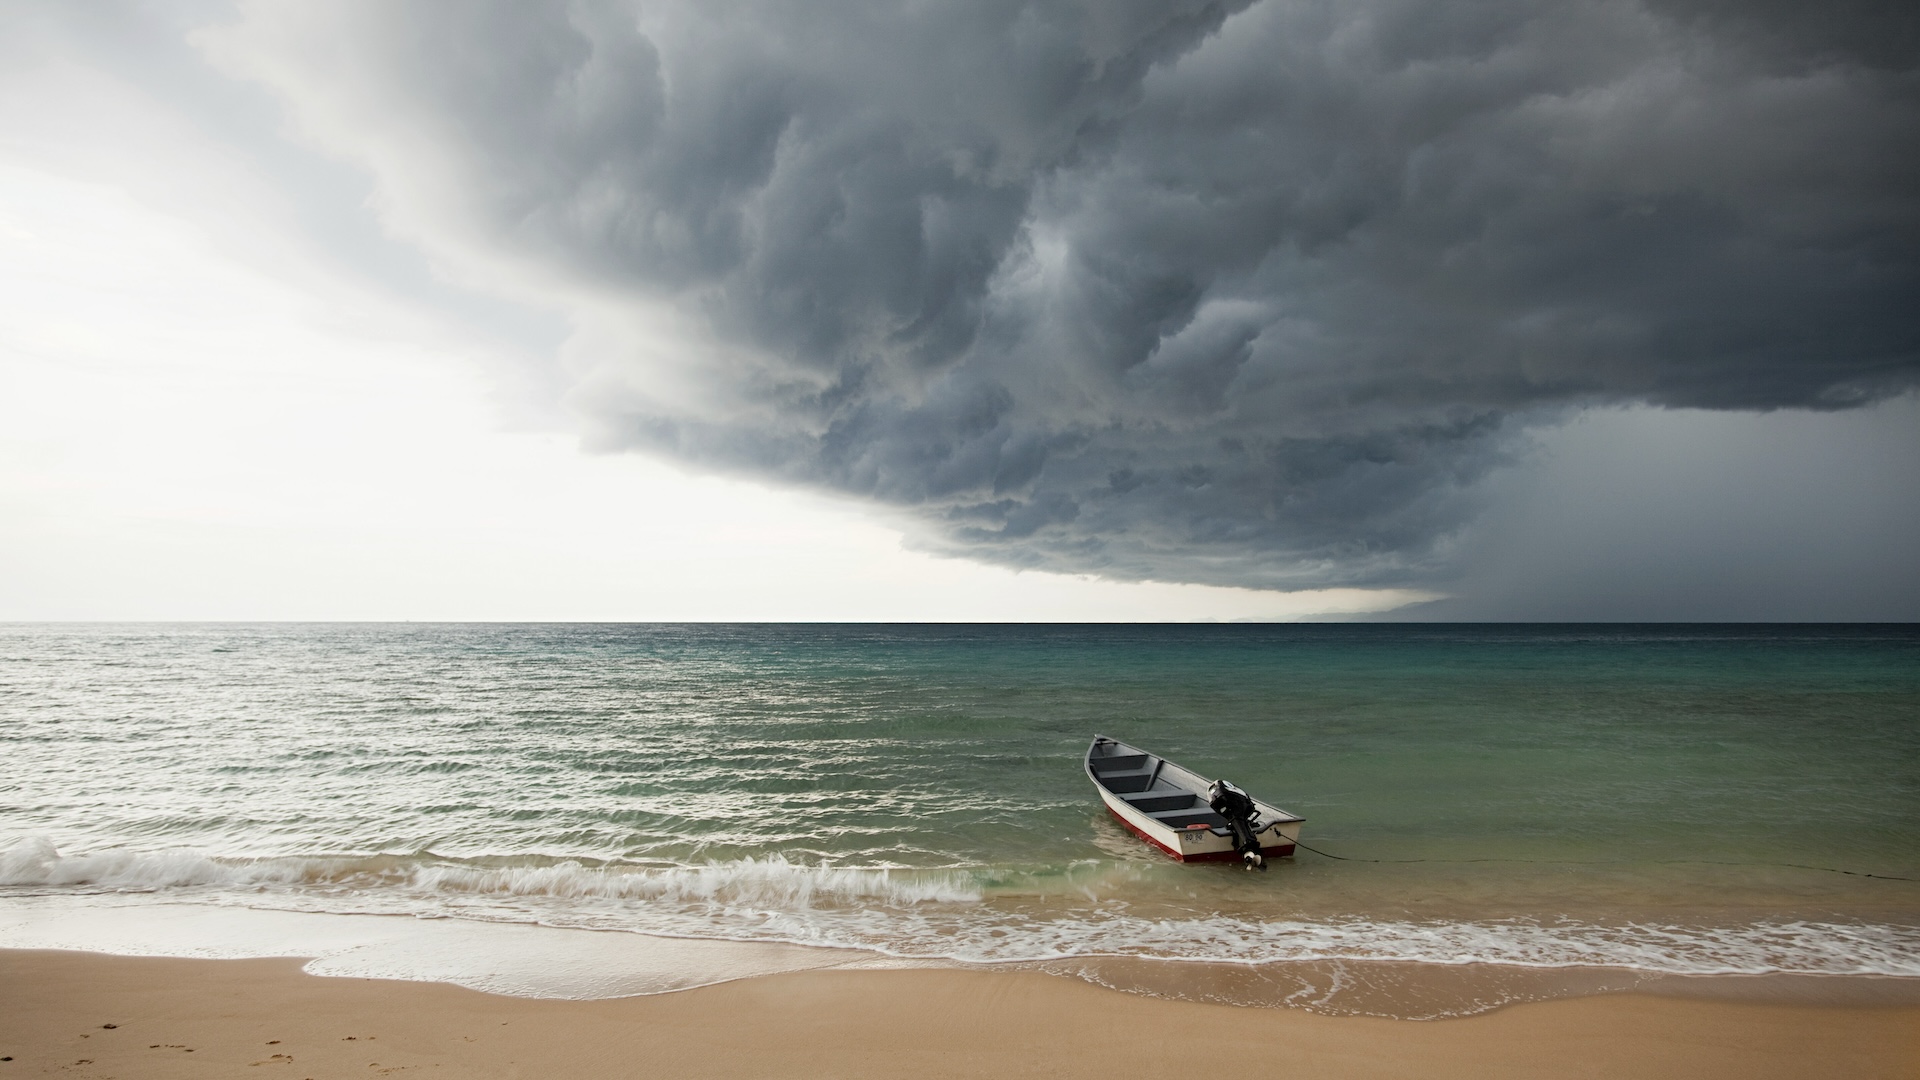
[{"left": 210, "top": 0, "right": 1920, "bottom": 588}]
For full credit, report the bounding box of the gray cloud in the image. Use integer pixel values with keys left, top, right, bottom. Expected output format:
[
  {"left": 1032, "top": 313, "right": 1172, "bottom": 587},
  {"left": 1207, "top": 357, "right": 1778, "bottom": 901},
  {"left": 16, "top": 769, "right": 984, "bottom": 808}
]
[{"left": 205, "top": 0, "right": 1920, "bottom": 588}]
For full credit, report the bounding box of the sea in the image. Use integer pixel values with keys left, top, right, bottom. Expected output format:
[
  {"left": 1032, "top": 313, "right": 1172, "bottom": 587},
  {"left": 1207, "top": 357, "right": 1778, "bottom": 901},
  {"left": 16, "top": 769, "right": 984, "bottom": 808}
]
[{"left": 3, "top": 623, "right": 1916, "bottom": 1018}]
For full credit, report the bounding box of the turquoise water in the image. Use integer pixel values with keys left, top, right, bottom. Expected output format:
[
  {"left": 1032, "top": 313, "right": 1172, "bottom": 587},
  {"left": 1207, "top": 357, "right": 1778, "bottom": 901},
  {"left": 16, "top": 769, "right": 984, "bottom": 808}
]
[{"left": 3, "top": 623, "right": 1916, "bottom": 1013}]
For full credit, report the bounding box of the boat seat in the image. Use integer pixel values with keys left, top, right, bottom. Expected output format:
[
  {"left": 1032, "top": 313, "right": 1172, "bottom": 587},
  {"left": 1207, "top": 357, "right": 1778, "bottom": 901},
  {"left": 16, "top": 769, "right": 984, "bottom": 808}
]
[
  {"left": 1150, "top": 809, "right": 1229, "bottom": 830},
  {"left": 1095, "top": 765, "right": 1156, "bottom": 793},
  {"left": 1090, "top": 753, "right": 1149, "bottom": 773},
  {"left": 1121, "top": 791, "right": 1197, "bottom": 813}
]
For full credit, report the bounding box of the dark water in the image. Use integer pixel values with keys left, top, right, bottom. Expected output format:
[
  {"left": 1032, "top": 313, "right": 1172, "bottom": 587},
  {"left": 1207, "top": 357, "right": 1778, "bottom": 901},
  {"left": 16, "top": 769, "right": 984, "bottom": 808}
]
[{"left": 3, "top": 623, "right": 1916, "bottom": 1014}]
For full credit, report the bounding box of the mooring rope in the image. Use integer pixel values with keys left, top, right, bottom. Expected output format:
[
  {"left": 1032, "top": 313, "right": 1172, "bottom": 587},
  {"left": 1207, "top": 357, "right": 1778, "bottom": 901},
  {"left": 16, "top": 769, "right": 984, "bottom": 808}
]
[{"left": 1280, "top": 835, "right": 1918, "bottom": 882}]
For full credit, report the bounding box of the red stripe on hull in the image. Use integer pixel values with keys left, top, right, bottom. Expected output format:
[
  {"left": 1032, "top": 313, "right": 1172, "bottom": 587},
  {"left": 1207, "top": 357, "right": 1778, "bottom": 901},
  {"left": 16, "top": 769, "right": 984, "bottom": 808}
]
[
  {"left": 1103, "top": 805, "right": 1295, "bottom": 862},
  {"left": 1106, "top": 804, "right": 1184, "bottom": 859}
]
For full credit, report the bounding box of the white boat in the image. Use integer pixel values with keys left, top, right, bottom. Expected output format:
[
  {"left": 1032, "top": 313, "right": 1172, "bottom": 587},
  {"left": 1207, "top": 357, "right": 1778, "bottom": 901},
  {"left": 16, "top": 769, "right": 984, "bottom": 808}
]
[{"left": 1086, "top": 735, "right": 1303, "bottom": 867}]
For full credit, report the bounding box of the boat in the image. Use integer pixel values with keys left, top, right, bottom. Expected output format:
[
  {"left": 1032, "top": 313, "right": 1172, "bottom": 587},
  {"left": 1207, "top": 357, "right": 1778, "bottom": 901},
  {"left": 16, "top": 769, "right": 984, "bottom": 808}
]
[{"left": 1086, "top": 735, "right": 1304, "bottom": 869}]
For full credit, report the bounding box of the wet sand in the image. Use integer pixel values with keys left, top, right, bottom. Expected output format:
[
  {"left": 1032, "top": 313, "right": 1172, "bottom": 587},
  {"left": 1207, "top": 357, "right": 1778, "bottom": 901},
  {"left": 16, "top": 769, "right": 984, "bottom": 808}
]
[{"left": 3, "top": 949, "right": 1916, "bottom": 1079}]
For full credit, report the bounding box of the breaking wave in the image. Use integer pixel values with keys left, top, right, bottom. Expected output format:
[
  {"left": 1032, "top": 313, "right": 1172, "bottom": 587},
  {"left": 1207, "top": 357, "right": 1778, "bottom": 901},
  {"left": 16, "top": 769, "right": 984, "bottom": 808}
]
[
  {"left": 0, "top": 837, "right": 307, "bottom": 890},
  {"left": 0, "top": 837, "right": 981, "bottom": 906},
  {"left": 5, "top": 838, "right": 1918, "bottom": 982}
]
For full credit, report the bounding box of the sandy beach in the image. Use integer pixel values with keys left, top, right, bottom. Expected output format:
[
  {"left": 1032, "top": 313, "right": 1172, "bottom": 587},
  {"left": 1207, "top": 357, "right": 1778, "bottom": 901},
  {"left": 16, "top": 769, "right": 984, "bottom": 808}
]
[{"left": 4, "top": 950, "right": 1915, "bottom": 1079}]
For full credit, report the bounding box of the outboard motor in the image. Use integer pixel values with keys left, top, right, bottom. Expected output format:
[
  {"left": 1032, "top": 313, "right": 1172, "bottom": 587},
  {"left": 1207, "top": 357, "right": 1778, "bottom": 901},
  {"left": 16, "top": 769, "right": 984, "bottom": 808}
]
[{"left": 1207, "top": 779, "right": 1266, "bottom": 870}]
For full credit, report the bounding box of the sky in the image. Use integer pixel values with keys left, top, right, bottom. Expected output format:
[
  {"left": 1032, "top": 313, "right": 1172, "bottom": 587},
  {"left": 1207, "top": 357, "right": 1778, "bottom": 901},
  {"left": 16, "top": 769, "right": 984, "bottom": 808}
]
[{"left": 1, "top": 0, "right": 1915, "bottom": 621}]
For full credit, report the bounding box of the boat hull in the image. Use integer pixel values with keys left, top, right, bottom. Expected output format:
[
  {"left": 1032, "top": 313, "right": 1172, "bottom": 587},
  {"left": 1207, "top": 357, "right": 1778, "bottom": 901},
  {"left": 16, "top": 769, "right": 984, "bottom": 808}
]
[{"left": 1102, "top": 803, "right": 1298, "bottom": 862}]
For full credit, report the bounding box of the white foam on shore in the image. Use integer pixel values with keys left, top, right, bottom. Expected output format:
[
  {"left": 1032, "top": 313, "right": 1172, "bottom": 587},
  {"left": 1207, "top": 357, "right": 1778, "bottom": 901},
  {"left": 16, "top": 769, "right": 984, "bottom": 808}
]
[
  {"left": 0, "top": 893, "right": 883, "bottom": 998},
  {"left": 965, "top": 912, "right": 1920, "bottom": 977},
  {"left": 5, "top": 837, "right": 1918, "bottom": 983}
]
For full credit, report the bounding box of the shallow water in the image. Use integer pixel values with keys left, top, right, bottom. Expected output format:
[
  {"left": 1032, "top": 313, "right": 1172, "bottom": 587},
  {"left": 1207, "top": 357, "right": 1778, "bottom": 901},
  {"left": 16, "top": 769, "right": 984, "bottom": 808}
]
[{"left": 3, "top": 623, "right": 1916, "bottom": 1016}]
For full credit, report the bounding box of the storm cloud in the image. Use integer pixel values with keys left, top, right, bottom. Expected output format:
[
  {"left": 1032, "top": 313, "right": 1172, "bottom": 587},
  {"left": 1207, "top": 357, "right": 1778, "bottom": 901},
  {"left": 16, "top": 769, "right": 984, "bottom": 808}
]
[{"left": 202, "top": 0, "right": 1920, "bottom": 588}]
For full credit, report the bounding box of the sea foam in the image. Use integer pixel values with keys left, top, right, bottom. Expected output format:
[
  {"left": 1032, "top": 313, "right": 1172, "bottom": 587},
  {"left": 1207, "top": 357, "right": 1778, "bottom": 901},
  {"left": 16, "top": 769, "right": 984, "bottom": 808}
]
[
  {"left": 0, "top": 838, "right": 980, "bottom": 905},
  {"left": 6, "top": 838, "right": 1917, "bottom": 981}
]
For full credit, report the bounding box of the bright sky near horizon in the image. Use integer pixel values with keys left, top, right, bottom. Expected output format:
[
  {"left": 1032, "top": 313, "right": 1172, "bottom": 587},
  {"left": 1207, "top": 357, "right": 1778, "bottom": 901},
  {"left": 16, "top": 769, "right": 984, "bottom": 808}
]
[
  {"left": 0, "top": 165, "right": 1430, "bottom": 621},
  {"left": 2, "top": 2, "right": 1916, "bottom": 621}
]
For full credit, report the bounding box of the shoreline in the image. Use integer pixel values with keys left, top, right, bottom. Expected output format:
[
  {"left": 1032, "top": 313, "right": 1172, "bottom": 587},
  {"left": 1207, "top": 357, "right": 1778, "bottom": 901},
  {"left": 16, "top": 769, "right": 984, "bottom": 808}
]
[
  {"left": 6, "top": 949, "right": 1918, "bottom": 1079},
  {"left": 6, "top": 894, "right": 1919, "bottom": 1020}
]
